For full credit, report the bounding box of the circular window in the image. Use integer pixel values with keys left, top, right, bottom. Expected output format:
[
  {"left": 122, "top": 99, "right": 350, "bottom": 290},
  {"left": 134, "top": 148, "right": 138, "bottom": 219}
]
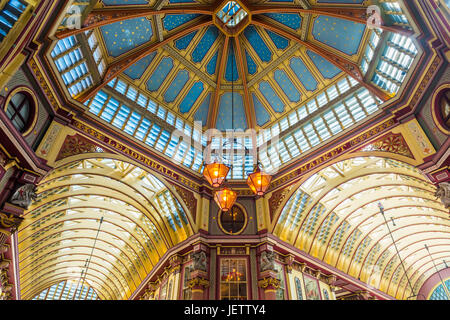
[
  {"left": 438, "top": 89, "right": 450, "bottom": 129},
  {"left": 218, "top": 204, "right": 247, "bottom": 235},
  {"left": 432, "top": 85, "right": 450, "bottom": 134},
  {"left": 5, "top": 90, "right": 35, "bottom": 134}
]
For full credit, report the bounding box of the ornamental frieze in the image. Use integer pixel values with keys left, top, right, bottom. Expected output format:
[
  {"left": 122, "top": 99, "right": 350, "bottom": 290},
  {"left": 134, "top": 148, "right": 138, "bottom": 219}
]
[
  {"left": 358, "top": 132, "right": 415, "bottom": 159},
  {"left": 56, "top": 134, "right": 104, "bottom": 161},
  {"left": 170, "top": 183, "right": 198, "bottom": 222}
]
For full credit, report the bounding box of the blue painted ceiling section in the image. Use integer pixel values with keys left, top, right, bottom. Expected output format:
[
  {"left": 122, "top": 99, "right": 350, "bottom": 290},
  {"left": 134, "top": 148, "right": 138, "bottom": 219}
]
[
  {"left": 175, "top": 31, "right": 198, "bottom": 50},
  {"left": 312, "top": 16, "right": 366, "bottom": 55},
  {"left": 216, "top": 92, "right": 248, "bottom": 131},
  {"left": 289, "top": 57, "right": 319, "bottom": 91},
  {"left": 180, "top": 82, "right": 205, "bottom": 114},
  {"left": 259, "top": 81, "right": 285, "bottom": 113},
  {"left": 263, "top": 13, "right": 302, "bottom": 30},
  {"left": 191, "top": 26, "right": 220, "bottom": 63},
  {"left": 123, "top": 52, "right": 157, "bottom": 80},
  {"left": 163, "top": 14, "right": 201, "bottom": 31},
  {"left": 147, "top": 57, "right": 174, "bottom": 91},
  {"left": 245, "top": 50, "right": 257, "bottom": 75},
  {"left": 306, "top": 50, "right": 342, "bottom": 79},
  {"left": 252, "top": 93, "right": 271, "bottom": 127},
  {"left": 100, "top": 17, "right": 153, "bottom": 57},
  {"left": 266, "top": 30, "right": 290, "bottom": 50},
  {"left": 225, "top": 41, "right": 239, "bottom": 82},
  {"left": 206, "top": 50, "right": 219, "bottom": 75},
  {"left": 194, "top": 93, "right": 211, "bottom": 126},
  {"left": 243, "top": 26, "right": 272, "bottom": 63},
  {"left": 164, "top": 69, "right": 190, "bottom": 103},
  {"left": 274, "top": 69, "right": 301, "bottom": 103}
]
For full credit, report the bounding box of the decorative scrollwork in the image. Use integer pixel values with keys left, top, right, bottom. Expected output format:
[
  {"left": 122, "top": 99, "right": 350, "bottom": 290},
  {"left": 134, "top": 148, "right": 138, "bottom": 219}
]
[{"left": 258, "top": 277, "right": 281, "bottom": 290}]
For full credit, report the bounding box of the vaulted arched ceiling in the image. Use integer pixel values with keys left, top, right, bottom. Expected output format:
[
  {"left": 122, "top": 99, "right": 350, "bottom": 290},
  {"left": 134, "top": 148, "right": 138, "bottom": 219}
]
[
  {"left": 273, "top": 156, "right": 450, "bottom": 300},
  {"left": 18, "top": 157, "right": 194, "bottom": 300}
]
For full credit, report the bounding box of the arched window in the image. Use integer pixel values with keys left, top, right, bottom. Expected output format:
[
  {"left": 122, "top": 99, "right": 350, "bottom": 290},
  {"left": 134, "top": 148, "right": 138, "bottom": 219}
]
[{"left": 5, "top": 91, "right": 34, "bottom": 133}]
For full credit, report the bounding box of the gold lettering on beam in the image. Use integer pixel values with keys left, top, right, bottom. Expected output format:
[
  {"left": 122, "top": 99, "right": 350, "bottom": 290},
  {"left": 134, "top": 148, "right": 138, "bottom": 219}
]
[{"left": 271, "top": 118, "right": 396, "bottom": 189}]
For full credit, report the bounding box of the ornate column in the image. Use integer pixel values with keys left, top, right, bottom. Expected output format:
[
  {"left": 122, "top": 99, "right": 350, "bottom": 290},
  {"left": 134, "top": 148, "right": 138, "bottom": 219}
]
[
  {"left": 257, "top": 247, "right": 280, "bottom": 300},
  {"left": 187, "top": 247, "right": 209, "bottom": 300}
]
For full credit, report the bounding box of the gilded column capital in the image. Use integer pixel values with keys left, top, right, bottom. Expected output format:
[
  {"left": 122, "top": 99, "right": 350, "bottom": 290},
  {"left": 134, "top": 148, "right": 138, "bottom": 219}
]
[
  {"left": 0, "top": 210, "right": 24, "bottom": 232},
  {"left": 258, "top": 277, "right": 281, "bottom": 290},
  {"left": 187, "top": 277, "right": 210, "bottom": 289}
]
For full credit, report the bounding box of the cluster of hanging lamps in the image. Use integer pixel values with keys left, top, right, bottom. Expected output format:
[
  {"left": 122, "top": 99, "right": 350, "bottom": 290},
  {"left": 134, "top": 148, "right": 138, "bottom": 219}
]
[
  {"left": 203, "top": 159, "right": 271, "bottom": 211},
  {"left": 203, "top": 43, "right": 271, "bottom": 212}
]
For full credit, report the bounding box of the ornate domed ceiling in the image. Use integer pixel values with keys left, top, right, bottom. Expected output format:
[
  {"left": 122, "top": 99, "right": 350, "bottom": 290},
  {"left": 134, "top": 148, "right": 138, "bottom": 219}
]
[
  {"left": 51, "top": 0, "right": 415, "bottom": 129},
  {"left": 47, "top": 0, "right": 419, "bottom": 177}
]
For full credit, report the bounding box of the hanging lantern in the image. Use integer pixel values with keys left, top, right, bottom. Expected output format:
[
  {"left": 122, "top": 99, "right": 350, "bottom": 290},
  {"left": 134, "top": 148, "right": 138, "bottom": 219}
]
[
  {"left": 214, "top": 188, "right": 237, "bottom": 212},
  {"left": 203, "top": 162, "right": 230, "bottom": 188},
  {"left": 247, "top": 167, "right": 272, "bottom": 196}
]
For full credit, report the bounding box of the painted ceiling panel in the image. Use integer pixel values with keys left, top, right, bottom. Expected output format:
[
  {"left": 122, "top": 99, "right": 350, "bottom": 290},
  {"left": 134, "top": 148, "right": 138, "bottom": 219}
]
[
  {"left": 191, "top": 26, "right": 220, "bottom": 63},
  {"left": 245, "top": 50, "right": 257, "bottom": 75},
  {"left": 123, "top": 52, "right": 157, "bottom": 80},
  {"left": 252, "top": 93, "right": 271, "bottom": 127},
  {"left": 179, "top": 81, "right": 205, "bottom": 114},
  {"left": 289, "top": 56, "right": 319, "bottom": 92},
  {"left": 306, "top": 50, "right": 342, "bottom": 79},
  {"left": 266, "top": 30, "right": 290, "bottom": 50},
  {"left": 263, "top": 13, "right": 302, "bottom": 30},
  {"left": 274, "top": 69, "right": 301, "bottom": 103},
  {"left": 206, "top": 50, "right": 219, "bottom": 75},
  {"left": 194, "top": 92, "right": 211, "bottom": 126},
  {"left": 225, "top": 42, "right": 239, "bottom": 82},
  {"left": 100, "top": 18, "right": 153, "bottom": 57},
  {"left": 312, "top": 16, "right": 366, "bottom": 56},
  {"left": 243, "top": 26, "right": 272, "bottom": 63},
  {"left": 146, "top": 57, "right": 174, "bottom": 92},
  {"left": 164, "top": 69, "right": 190, "bottom": 103},
  {"left": 259, "top": 81, "right": 286, "bottom": 113},
  {"left": 174, "top": 31, "right": 198, "bottom": 50},
  {"left": 216, "top": 92, "right": 248, "bottom": 131},
  {"left": 163, "top": 14, "right": 201, "bottom": 31}
]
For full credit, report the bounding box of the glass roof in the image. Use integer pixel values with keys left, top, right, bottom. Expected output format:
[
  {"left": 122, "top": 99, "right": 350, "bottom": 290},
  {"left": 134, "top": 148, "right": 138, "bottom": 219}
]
[
  {"left": 18, "top": 158, "right": 194, "bottom": 300},
  {"left": 274, "top": 157, "right": 450, "bottom": 299},
  {"left": 32, "top": 279, "right": 99, "bottom": 300}
]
